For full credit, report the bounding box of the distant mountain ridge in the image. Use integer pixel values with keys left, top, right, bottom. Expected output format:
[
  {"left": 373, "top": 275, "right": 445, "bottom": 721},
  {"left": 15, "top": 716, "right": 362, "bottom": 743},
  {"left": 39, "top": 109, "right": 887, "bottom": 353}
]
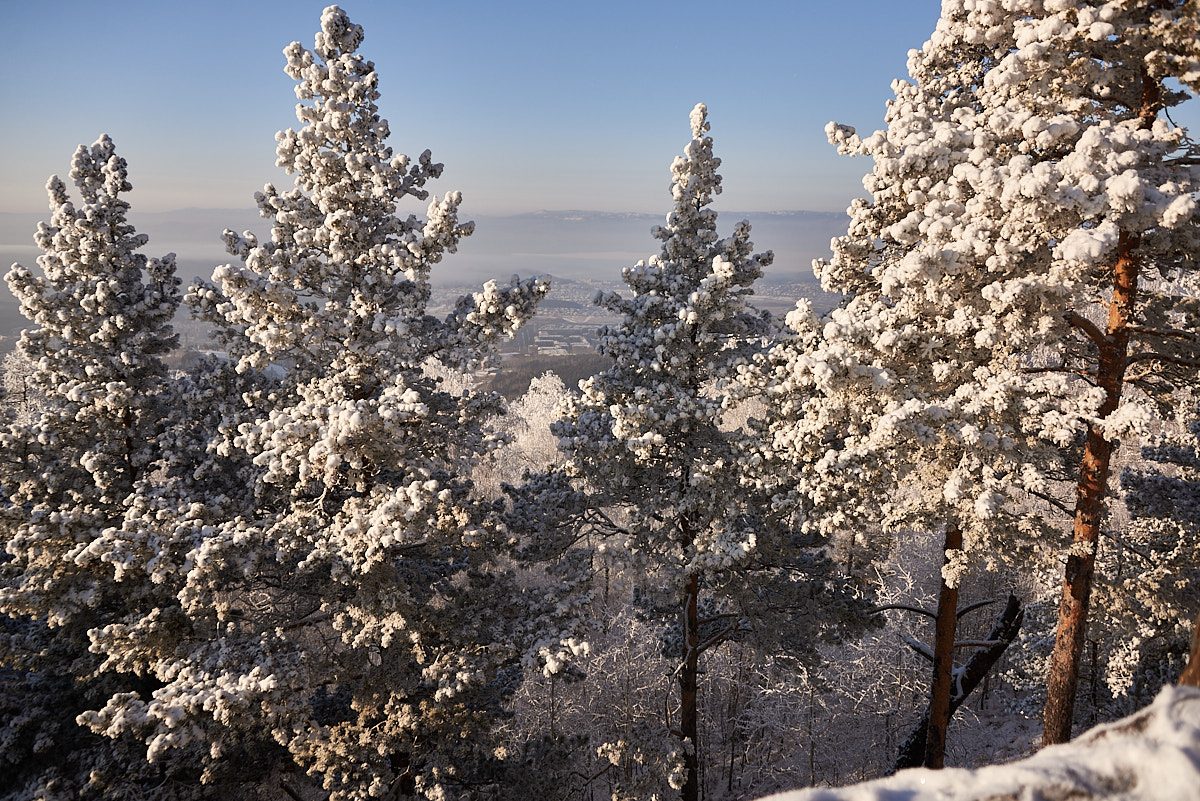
[
  {"left": 513, "top": 208, "right": 845, "bottom": 222},
  {"left": 1, "top": 208, "right": 846, "bottom": 344}
]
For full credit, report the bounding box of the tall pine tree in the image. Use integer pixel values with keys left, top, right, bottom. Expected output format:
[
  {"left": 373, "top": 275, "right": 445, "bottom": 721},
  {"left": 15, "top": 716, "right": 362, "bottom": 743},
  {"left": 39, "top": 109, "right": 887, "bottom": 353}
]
[
  {"left": 1, "top": 136, "right": 185, "bottom": 798},
  {"left": 80, "top": 7, "right": 549, "bottom": 800},
  {"left": 552, "top": 104, "right": 864, "bottom": 801}
]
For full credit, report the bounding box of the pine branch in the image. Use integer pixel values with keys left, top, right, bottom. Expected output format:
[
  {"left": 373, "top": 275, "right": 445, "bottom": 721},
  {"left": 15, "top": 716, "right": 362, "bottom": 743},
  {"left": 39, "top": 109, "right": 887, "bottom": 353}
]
[
  {"left": 697, "top": 611, "right": 742, "bottom": 626},
  {"left": 583, "top": 508, "right": 632, "bottom": 537},
  {"left": 1021, "top": 365, "right": 1095, "bottom": 380},
  {"left": 697, "top": 623, "right": 741, "bottom": 655},
  {"left": 1125, "top": 351, "right": 1200, "bottom": 369},
  {"left": 1106, "top": 530, "right": 1156, "bottom": 564},
  {"left": 1127, "top": 325, "right": 1198, "bottom": 342},
  {"left": 955, "top": 598, "right": 997, "bottom": 619},
  {"left": 1067, "top": 312, "right": 1106, "bottom": 348},
  {"left": 902, "top": 635, "right": 936, "bottom": 663},
  {"left": 277, "top": 611, "right": 334, "bottom": 634},
  {"left": 871, "top": 603, "right": 936, "bottom": 619},
  {"left": 1026, "top": 487, "right": 1074, "bottom": 517}
]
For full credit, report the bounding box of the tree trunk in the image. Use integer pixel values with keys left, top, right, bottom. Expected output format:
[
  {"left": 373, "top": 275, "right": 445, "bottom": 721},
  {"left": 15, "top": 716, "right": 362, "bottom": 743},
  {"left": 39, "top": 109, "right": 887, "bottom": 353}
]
[
  {"left": 925, "top": 526, "right": 962, "bottom": 768},
  {"left": 895, "top": 595, "right": 1024, "bottom": 771},
  {"left": 680, "top": 569, "right": 700, "bottom": 801},
  {"left": 1179, "top": 612, "right": 1200, "bottom": 688},
  {"left": 1043, "top": 228, "right": 1140, "bottom": 745},
  {"left": 1042, "top": 68, "right": 1160, "bottom": 747}
]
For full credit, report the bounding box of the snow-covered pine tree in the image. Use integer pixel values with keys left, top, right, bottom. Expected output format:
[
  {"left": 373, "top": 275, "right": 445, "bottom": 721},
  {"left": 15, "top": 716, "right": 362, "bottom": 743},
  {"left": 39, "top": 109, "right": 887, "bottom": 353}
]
[
  {"left": 0, "top": 135, "right": 184, "bottom": 798},
  {"left": 1001, "top": 1, "right": 1200, "bottom": 745},
  {"left": 79, "top": 351, "right": 279, "bottom": 793},
  {"left": 761, "top": 0, "right": 1199, "bottom": 747},
  {"left": 80, "top": 7, "right": 549, "bottom": 800},
  {"left": 1104, "top": 392, "right": 1200, "bottom": 704},
  {"left": 0, "top": 349, "right": 41, "bottom": 424},
  {"left": 551, "top": 104, "right": 865, "bottom": 801},
  {"left": 478, "top": 371, "right": 569, "bottom": 500}
]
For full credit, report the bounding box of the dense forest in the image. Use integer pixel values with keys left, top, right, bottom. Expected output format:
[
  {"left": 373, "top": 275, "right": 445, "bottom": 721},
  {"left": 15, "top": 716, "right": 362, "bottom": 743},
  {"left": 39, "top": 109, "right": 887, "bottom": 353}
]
[{"left": 2, "top": 3, "right": 1199, "bottom": 801}]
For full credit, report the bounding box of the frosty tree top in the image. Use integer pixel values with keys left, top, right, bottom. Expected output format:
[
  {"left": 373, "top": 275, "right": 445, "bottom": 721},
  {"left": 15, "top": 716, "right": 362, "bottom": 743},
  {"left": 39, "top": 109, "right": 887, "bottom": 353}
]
[
  {"left": 79, "top": 7, "right": 550, "bottom": 800},
  {"left": 1, "top": 136, "right": 184, "bottom": 797},
  {"left": 192, "top": 5, "right": 545, "bottom": 385},
  {"left": 550, "top": 102, "right": 865, "bottom": 801},
  {"left": 764, "top": 0, "right": 1200, "bottom": 747},
  {"left": 3, "top": 134, "right": 180, "bottom": 627}
]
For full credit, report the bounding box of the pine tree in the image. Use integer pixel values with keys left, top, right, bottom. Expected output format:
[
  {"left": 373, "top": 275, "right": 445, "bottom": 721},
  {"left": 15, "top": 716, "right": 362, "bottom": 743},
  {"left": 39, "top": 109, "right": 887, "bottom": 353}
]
[
  {"left": 551, "top": 104, "right": 865, "bottom": 801},
  {"left": 0, "top": 350, "right": 40, "bottom": 424},
  {"left": 0, "top": 136, "right": 185, "bottom": 798},
  {"left": 762, "top": 0, "right": 1199, "bottom": 747},
  {"left": 79, "top": 7, "right": 549, "bottom": 800},
  {"left": 1104, "top": 392, "right": 1200, "bottom": 703}
]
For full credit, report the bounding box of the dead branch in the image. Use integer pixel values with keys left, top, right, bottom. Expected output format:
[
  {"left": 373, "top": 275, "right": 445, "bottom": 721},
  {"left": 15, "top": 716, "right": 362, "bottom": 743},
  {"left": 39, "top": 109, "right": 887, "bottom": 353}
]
[
  {"left": 902, "top": 634, "right": 936, "bottom": 663},
  {"left": 1067, "top": 312, "right": 1106, "bottom": 348},
  {"left": 893, "top": 595, "right": 1025, "bottom": 772},
  {"left": 871, "top": 603, "right": 935, "bottom": 619}
]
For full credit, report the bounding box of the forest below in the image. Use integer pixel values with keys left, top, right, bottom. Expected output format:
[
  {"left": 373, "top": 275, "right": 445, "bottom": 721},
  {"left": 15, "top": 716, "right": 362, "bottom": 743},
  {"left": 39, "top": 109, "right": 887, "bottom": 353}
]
[{"left": 2, "top": 3, "right": 1200, "bottom": 801}]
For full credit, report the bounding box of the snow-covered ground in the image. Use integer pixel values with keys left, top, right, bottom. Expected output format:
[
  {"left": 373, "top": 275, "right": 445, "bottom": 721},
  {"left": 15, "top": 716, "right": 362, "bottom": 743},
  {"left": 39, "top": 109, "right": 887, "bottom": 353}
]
[{"left": 759, "top": 686, "right": 1200, "bottom": 801}]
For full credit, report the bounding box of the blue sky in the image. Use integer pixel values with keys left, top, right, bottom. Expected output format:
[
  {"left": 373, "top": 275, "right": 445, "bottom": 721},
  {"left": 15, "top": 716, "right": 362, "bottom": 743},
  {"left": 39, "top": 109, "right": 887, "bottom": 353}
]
[{"left": 2, "top": 0, "right": 944, "bottom": 217}]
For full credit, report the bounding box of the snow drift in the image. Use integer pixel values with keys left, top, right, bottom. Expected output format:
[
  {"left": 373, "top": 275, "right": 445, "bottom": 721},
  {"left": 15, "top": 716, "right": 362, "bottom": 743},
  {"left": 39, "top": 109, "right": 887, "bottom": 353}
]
[{"left": 760, "top": 686, "right": 1200, "bottom": 801}]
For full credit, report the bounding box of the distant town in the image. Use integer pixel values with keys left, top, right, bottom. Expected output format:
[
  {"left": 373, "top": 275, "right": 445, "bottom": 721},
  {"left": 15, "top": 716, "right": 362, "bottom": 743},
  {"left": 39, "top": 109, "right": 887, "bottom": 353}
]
[{"left": 431, "top": 277, "right": 836, "bottom": 361}]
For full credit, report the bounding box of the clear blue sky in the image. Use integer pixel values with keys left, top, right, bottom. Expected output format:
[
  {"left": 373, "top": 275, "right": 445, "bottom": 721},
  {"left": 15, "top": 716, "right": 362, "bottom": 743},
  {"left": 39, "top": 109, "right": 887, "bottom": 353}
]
[{"left": 1, "top": 0, "right": 944, "bottom": 217}]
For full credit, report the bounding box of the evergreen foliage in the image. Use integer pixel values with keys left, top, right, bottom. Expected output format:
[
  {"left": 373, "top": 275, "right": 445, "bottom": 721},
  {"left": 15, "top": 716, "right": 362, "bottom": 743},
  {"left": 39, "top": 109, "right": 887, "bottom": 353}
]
[
  {"left": 546, "top": 103, "right": 869, "bottom": 801},
  {"left": 74, "top": 7, "right": 550, "bottom": 800},
  {"left": 0, "top": 136, "right": 187, "bottom": 798}
]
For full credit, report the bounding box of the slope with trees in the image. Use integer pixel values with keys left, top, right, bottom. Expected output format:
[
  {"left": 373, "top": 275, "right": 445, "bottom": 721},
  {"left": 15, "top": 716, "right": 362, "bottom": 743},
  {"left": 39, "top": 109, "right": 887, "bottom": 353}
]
[{"left": 1, "top": 2, "right": 1197, "bottom": 799}]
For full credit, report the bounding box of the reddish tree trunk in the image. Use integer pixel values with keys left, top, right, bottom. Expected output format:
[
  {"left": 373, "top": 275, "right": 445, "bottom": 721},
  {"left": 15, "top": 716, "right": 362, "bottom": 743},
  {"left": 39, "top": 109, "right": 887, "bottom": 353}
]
[
  {"left": 1043, "top": 229, "right": 1140, "bottom": 745},
  {"left": 1042, "top": 68, "right": 1160, "bottom": 747},
  {"left": 925, "top": 525, "right": 962, "bottom": 768},
  {"left": 1180, "top": 613, "right": 1200, "bottom": 688}
]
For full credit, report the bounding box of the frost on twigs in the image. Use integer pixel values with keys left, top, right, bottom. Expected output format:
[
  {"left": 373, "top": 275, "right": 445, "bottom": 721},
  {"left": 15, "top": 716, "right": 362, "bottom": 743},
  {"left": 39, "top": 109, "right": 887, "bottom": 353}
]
[
  {"left": 80, "top": 7, "right": 549, "bottom": 801},
  {"left": 1, "top": 136, "right": 185, "bottom": 797},
  {"left": 0, "top": 349, "right": 41, "bottom": 424},
  {"left": 761, "top": 0, "right": 1200, "bottom": 584},
  {"left": 542, "top": 103, "right": 870, "bottom": 800},
  {"left": 1100, "top": 394, "right": 1200, "bottom": 701}
]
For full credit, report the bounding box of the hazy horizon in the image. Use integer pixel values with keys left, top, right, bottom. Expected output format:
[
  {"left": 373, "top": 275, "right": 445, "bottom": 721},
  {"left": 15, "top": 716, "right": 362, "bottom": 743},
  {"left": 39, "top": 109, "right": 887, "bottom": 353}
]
[
  {"left": 1, "top": 206, "right": 844, "bottom": 280},
  {"left": 0, "top": 207, "right": 845, "bottom": 351}
]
